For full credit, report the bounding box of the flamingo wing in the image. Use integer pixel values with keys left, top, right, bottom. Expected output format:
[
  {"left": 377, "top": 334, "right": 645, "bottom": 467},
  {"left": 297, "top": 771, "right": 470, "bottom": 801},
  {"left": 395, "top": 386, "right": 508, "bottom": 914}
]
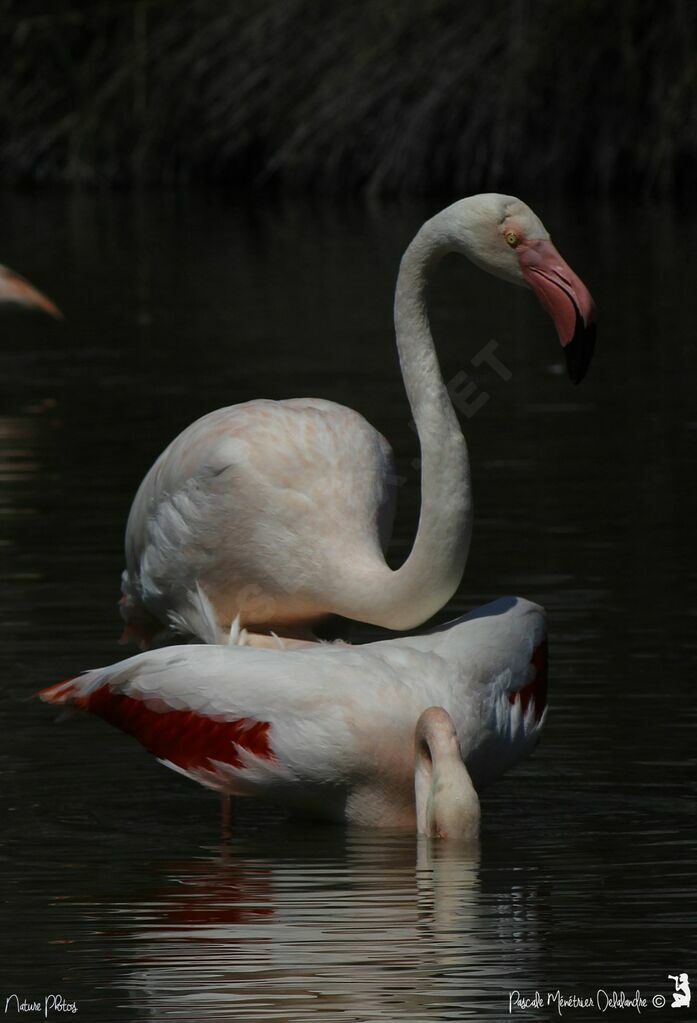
[
  {"left": 37, "top": 644, "right": 407, "bottom": 799},
  {"left": 121, "top": 399, "right": 396, "bottom": 641}
]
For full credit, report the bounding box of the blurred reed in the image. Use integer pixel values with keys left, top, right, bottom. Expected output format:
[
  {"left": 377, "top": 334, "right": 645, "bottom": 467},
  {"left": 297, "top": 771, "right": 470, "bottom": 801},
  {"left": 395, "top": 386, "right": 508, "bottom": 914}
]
[{"left": 1, "top": 0, "right": 696, "bottom": 195}]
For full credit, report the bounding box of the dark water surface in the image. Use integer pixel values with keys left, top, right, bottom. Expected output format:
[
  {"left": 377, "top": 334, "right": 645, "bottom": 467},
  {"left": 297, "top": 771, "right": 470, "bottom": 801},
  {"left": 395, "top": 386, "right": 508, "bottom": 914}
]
[{"left": 1, "top": 192, "right": 695, "bottom": 1022}]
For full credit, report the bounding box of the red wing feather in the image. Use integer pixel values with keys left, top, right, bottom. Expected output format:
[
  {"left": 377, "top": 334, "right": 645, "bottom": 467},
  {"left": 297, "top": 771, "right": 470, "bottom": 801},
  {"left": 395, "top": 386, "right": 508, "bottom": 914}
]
[
  {"left": 39, "top": 679, "right": 274, "bottom": 770},
  {"left": 508, "top": 640, "right": 548, "bottom": 723}
]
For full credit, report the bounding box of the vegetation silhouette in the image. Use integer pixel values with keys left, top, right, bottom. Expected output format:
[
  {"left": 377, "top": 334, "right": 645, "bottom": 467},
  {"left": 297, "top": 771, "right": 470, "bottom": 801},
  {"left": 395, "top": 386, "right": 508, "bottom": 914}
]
[{"left": 2, "top": 0, "right": 695, "bottom": 195}]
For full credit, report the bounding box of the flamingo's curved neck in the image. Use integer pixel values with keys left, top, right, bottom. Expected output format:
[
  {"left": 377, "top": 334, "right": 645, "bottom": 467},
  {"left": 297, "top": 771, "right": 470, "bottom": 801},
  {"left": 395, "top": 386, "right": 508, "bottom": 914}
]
[
  {"left": 333, "top": 217, "right": 472, "bottom": 629},
  {"left": 414, "top": 707, "right": 480, "bottom": 841}
]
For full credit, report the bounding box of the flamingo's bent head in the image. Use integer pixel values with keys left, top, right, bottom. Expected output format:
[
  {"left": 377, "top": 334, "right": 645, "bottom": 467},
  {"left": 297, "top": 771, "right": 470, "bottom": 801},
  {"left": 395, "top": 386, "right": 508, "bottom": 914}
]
[
  {"left": 414, "top": 706, "right": 480, "bottom": 843},
  {"left": 432, "top": 194, "right": 596, "bottom": 383}
]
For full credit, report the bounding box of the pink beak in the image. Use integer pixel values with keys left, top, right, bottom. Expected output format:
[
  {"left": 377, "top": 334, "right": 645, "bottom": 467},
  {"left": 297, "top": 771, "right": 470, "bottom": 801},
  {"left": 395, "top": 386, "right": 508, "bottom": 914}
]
[
  {"left": 0, "top": 265, "right": 62, "bottom": 319},
  {"left": 517, "top": 238, "right": 596, "bottom": 383}
]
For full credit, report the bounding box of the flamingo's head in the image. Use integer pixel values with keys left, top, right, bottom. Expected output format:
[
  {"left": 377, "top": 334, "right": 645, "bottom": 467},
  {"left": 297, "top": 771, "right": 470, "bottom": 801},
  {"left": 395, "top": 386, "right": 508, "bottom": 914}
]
[{"left": 434, "top": 194, "right": 596, "bottom": 384}]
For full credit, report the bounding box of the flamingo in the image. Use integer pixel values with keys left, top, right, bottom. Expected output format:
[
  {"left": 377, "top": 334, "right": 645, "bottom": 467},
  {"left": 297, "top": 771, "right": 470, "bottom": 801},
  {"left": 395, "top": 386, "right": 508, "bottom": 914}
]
[
  {"left": 0, "top": 264, "right": 61, "bottom": 317},
  {"left": 40, "top": 596, "right": 547, "bottom": 837},
  {"left": 120, "top": 194, "right": 595, "bottom": 648}
]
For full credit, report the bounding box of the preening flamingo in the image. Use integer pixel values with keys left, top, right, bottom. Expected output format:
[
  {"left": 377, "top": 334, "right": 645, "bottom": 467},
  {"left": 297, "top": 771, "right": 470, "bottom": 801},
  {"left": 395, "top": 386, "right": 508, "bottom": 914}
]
[
  {"left": 0, "top": 264, "right": 61, "bottom": 317},
  {"left": 415, "top": 707, "right": 480, "bottom": 841},
  {"left": 40, "top": 596, "right": 547, "bottom": 836},
  {"left": 120, "top": 194, "right": 595, "bottom": 647}
]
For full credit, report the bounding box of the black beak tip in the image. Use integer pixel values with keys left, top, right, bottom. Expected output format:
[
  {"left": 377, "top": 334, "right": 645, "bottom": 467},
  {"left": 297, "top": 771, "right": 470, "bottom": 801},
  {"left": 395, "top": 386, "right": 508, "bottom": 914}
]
[{"left": 564, "top": 315, "right": 596, "bottom": 385}]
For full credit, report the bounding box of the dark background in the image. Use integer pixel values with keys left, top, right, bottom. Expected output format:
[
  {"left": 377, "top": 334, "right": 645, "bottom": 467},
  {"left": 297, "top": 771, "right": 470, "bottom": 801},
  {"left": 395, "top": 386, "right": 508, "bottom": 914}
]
[{"left": 2, "top": 0, "right": 697, "bottom": 197}]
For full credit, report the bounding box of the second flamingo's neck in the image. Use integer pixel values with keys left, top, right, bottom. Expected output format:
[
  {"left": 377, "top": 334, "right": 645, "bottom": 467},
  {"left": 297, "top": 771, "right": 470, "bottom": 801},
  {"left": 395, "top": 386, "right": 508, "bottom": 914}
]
[
  {"left": 415, "top": 706, "right": 480, "bottom": 841},
  {"left": 331, "top": 216, "right": 473, "bottom": 630}
]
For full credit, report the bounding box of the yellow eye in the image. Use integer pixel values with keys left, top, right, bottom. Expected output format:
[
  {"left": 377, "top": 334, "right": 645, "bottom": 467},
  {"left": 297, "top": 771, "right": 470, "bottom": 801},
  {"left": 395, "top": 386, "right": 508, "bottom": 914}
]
[{"left": 505, "top": 231, "right": 519, "bottom": 248}]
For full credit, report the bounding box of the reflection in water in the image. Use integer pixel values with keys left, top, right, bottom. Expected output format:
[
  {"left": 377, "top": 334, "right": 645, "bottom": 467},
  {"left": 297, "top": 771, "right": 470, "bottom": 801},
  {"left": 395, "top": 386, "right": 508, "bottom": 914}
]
[
  {"left": 115, "top": 832, "right": 494, "bottom": 1022},
  {"left": 2, "top": 193, "right": 696, "bottom": 1021}
]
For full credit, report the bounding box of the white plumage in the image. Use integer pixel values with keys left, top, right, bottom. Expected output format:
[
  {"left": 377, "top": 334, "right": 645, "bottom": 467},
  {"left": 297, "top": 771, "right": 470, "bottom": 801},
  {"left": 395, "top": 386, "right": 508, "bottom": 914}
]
[
  {"left": 41, "top": 596, "right": 548, "bottom": 831},
  {"left": 122, "top": 399, "right": 395, "bottom": 643}
]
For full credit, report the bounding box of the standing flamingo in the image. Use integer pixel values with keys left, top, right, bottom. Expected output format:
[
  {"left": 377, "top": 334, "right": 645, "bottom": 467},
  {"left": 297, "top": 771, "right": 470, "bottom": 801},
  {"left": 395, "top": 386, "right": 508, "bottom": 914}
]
[
  {"left": 40, "top": 596, "right": 547, "bottom": 836},
  {"left": 120, "top": 194, "right": 595, "bottom": 647},
  {"left": 0, "top": 264, "right": 61, "bottom": 318}
]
